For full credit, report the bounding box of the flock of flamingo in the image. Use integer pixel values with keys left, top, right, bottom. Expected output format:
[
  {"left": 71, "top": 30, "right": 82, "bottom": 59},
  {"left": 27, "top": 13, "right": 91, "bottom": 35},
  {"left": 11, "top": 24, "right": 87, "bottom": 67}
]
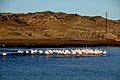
[{"left": 1, "top": 48, "right": 107, "bottom": 58}]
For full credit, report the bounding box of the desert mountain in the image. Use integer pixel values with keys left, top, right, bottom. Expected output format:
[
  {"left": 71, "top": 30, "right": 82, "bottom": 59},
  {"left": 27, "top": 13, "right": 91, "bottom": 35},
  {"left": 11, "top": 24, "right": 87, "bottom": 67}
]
[{"left": 0, "top": 11, "right": 120, "bottom": 40}]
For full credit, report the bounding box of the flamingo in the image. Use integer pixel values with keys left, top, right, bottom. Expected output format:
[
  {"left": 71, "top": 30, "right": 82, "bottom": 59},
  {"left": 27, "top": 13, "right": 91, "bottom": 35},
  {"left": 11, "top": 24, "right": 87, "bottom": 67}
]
[{"left": 2, "top": 52, "right": 7, "bottom": 56}]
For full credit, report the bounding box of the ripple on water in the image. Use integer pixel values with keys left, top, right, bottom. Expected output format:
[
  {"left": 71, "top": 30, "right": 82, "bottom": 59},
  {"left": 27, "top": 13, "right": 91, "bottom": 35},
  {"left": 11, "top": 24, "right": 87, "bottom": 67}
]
[{"left": 0, "top": 47, "right": 120, "bottom": 80}]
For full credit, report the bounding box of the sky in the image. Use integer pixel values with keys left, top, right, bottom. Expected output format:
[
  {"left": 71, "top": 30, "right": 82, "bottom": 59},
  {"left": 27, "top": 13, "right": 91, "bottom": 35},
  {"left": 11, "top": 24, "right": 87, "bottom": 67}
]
[{"left": 0, "top": 0, "right": 120, "bottom": 20}]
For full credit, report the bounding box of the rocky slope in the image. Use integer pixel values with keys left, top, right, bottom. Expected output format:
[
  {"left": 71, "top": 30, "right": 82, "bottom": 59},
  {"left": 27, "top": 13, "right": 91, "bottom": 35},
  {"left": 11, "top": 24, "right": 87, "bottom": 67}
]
[{"left": 0, "top": 11, "right": 120, "bottom": 40}]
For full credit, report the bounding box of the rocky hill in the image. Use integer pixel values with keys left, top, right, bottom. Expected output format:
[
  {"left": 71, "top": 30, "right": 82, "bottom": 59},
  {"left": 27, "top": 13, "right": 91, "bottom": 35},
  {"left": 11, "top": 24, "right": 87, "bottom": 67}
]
[{"left": 0, "top": 11, "right": 120, "bottom": 41}]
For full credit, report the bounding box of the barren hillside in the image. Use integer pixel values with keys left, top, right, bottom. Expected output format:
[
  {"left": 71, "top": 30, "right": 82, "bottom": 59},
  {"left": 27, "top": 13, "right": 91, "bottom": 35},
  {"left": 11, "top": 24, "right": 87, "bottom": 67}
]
[{"left": 0, "top": 11, "right": 120, "bottom": 40}]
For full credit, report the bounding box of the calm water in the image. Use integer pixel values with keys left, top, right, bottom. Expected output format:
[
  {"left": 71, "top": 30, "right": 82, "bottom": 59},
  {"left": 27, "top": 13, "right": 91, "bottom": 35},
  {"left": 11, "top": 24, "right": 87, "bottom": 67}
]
[{"left": 0, "top": 47, "right": 120, "bottom": 80}]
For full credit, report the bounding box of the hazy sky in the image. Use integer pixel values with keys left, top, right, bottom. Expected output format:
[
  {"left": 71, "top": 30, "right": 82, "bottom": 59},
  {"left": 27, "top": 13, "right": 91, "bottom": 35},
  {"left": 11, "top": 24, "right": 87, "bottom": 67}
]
[{"left": 0, "top": 0, "right": 119, "bottom": 20}]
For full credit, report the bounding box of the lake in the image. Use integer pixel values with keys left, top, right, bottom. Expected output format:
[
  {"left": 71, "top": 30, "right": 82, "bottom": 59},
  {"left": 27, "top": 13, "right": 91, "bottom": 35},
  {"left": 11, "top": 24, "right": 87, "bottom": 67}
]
[{"left": 0, "top": 46, "right": 120, "bottom": 80}]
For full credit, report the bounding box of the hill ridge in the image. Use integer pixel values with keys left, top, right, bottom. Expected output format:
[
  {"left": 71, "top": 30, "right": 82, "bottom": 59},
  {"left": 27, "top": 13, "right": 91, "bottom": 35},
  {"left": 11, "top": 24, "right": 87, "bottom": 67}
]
[{"left": 0, "top": 11, "right": 120, "bottom": 40}]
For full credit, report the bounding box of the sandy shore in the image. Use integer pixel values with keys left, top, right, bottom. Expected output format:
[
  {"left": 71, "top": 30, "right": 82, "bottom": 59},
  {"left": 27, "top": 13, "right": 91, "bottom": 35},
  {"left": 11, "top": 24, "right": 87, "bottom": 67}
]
[{"left": 0, "top": 39, "right": 120, "bottom": 47}]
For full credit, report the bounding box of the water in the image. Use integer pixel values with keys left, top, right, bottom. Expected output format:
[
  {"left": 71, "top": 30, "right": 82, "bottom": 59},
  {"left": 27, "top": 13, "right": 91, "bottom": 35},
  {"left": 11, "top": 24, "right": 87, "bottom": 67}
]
[{"left": 0, "top": 47, "right": 120, "bottom": 80}]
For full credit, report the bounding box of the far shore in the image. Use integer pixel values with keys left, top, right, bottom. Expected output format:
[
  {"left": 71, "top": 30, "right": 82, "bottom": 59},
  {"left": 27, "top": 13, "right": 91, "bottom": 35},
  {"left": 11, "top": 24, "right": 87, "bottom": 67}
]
[{"left": 0, "top": 39, "right": 120, "bottom": 47}]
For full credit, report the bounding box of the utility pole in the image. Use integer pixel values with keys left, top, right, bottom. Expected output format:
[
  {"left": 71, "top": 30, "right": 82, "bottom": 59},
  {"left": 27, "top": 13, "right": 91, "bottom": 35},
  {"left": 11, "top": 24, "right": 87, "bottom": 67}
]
[{"left": 106, "top": 12, "right": 108, "bottom": 34}]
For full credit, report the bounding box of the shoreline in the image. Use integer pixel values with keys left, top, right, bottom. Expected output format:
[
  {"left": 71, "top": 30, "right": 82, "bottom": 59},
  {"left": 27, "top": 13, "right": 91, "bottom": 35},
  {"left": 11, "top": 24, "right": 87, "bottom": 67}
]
[{"left": 0, "top": 39, "right": 120, "bottom": 47}]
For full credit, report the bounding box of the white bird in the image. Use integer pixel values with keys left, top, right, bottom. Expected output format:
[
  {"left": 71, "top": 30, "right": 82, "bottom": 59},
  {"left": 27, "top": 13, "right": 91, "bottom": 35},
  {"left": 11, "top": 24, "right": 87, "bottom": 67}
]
[
  {"left": 15, "top": 48, "right": 107, "bottom": 57},
  {"left": 25, "top": 50, "right": 29, "bottom": 54},
  {"left": 103, "top": 50, "right": 107, "bottom": 54},
  {"left": 2, "top": 52, "right": 7, "bottom": 56},
  {"left": 17, "top": 50, "right": 24, "bottom": 53},
  {"left": 39, "top": 50, "right": 43, "bottom": 53}
]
